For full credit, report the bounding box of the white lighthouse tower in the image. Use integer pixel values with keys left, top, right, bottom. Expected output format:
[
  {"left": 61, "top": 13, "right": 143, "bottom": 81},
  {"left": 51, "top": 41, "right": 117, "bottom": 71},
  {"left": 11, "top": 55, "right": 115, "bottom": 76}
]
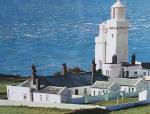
[{"left": 95, "top": 0, "right": 129, "bottom": 70}]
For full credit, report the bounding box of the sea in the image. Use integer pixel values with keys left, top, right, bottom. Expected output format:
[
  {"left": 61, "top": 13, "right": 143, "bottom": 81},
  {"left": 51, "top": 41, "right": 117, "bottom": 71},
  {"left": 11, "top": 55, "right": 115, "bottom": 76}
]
[{"left": 0, "top": 0, "right": 150, "bottom": 76}]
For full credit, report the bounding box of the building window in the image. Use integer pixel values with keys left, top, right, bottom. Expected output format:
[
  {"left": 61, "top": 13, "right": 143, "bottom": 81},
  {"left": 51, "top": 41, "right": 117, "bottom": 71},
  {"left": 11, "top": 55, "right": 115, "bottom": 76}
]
[
  {"left": 126, "top": 71, "right": 129, "bottom": 78},
  {"left": 122, "top": 71, "right": 125, "bottom": 78},
  {"left": 98, "top": 91, "right": 101, "bottom": 95},
  {"left": 129, "top": 88, "right": 130, "bottom": 92},
  {"left": 134, "top": 71, "right": 138, "bottom": 75},
  {"left": 132, "top": 88, "right": 134, "bottom": 92},
  {"left": 112, "top": 34, "right": 114, "bottom": 38},
  {"left": 103, "top": 90, "right": 105, "bottom": 93},
  {"left": 84, "top": 88, "right": 87, "bottom": 95},
  {"left": 143, "top": 72, "right": 146, "bottom": 76},
  {"left": 93, "top": 90, "right": 95, "bottom": 96},
  {"left": 106, "top": 70, "right": 109, "bottom": 76},
  {"left": 75, "top": 89, "right": 78, "bottom": 95},
  {"left": 40, "top": 95, "right": 42, "bottom": 101},
  {"left": 46, "top": 95, "right": 49, "bottom": 101},
  {"left": 23, "top": 94, "right": 27, "bottom": 101},
  {"left": 124, "top": 88, "right": 127, "bottom": 92}
]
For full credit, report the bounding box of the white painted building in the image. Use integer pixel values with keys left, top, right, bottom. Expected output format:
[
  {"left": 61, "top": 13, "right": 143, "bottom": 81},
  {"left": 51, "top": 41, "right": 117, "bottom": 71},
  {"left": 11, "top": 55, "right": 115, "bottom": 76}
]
[
  {"left": 91, "top": 81, "right": 120, "bottom": 99},
  {"left": 33, "top": 86, "right": 71, "bottom": 103},
  {"left": 109, "top": 78, "right": 146, "bottom": 97},
  {"left": 7, "top": 86, "right": 31, "bottom": 102},
  {"left": 102, "top": 64, "right": 121, "bottom": 78},
  {"left": 7, "top": 85, "right": 72, "bottom": 103}
]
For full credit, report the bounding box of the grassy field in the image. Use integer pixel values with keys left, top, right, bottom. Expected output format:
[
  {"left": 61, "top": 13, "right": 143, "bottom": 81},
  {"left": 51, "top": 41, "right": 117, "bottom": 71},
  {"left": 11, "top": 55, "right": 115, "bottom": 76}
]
[
  {"left": 0, "top": 105, "right": 150, "bottom": 114},
  {"left": 95, "top": 97, "right": 138, "bottom": 106},
  {"left": 110, "top": 105, "right": 150, "bottom": 114},
  {"left": 0, "top": 106, "right": 71, "bottom": 114}
]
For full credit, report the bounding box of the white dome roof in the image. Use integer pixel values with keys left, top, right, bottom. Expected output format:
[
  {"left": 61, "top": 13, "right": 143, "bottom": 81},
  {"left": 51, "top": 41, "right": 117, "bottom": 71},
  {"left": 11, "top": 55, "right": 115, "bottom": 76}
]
[{"left": 112, "top": 0, "right": 125, "bottom": 8}]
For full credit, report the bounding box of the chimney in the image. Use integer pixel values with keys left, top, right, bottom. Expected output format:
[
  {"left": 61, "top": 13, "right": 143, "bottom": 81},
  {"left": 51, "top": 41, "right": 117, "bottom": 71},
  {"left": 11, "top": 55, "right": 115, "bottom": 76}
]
[
  {"left": 131, "top": 53, "right": 136, "bottom": 65},
  {"left": 91, "top": 60, "right": 96, "bottom": 85},
  {"left": 112, "top": 55, "right": 117, "bottom": 64},
  {"left": 31, "top": 64, "right": 37, "bottom": 85},
  {"left": 62, "top": 63, "right": 67, "bottom": 77},
  {"left": 36, "top": 77, "right": 40, "bottom": 91}
]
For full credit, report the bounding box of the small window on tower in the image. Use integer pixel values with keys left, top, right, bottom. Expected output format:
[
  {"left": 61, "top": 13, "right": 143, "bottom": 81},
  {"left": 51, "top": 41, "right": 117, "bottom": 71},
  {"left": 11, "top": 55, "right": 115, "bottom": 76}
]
[
  {"left": 112, "top": 34, "right": 114, "bottom": 38},
  {"left": 113, "top": 9, "right": 115, "bottom": 19}
]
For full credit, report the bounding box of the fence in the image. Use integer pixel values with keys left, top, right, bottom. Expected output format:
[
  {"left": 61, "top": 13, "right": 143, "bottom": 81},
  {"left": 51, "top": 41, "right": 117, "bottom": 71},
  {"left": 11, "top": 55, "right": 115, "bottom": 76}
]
[
  {"left": 72, "top": 92, "right": 120, "bottom": 104},
  {"left": 0, "top": 99, "right": 101, "bottom": 110},
  {"left": 122, "top": 92, "right": 138, "bottom": 98}
]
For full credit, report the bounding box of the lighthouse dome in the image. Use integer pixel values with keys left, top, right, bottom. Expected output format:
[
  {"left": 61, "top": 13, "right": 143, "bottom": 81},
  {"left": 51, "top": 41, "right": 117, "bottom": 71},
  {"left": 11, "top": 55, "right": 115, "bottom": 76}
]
[{"left": 112, "top": 0, "right": 125, "bottom": 8}]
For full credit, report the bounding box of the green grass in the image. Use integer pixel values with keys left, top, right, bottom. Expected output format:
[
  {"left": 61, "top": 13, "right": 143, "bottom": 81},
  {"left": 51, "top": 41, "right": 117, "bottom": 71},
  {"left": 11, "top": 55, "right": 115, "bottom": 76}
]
[
  {"left": 0, "top": 81, "right": 22, "bottom": 93},
  {"left": 95, "top": 98, "right": 138, "bottom": 106},
  {"left": 110, "top": 105, "right": 150, "bottom": 114},
  {"left": 0, "top": 105, "right": 150, "bottom": 114},
  {"left": 0, "top": 79, "right": 26, "bottom": 99},
  {"left": 0, "top": 106, "right": 70, "bottom": 114}
]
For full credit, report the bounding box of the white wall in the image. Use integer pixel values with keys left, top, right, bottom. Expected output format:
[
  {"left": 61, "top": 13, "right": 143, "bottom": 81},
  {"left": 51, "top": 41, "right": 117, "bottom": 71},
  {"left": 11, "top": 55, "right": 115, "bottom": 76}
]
[
  {"left": 95, "top": 23, "right": 107, "bottom": 70},
  {"left": 142, "top": 69, "right": 150, "bottom": 76},
  {"left": 139, "top": 90, "right": 148, "bottom": 101},
  {"left": 105, "top": 18, "right": 129, "bottom": 64},
  {"left": 33, "top": 92, "right": 61, "bottom": 103},
  {"left": 33, "top": 88, "right": 72, "bottom": 104},
  {"left": 102, "top": 64, "right": 121, "bottom": 78},
  {"left": 102, "top": 64, "right": 145, "bottom": 78},
  {"left": 91, "top": 83, "right": 120, "bottom": 99},
  {"left": 121, "top": 86, "right": 136, "bottom": 92},
  {"left": 91, "top": 88, "right": 108, "bottom": 96},
  {"left": 69, "top": 86, "right": 91, "bottom": 96},
  {"left": 123, "top": 65, "right": 143, "bottom": 78},
  {"left": 59, "top": 88, "right": 72, "bottom": 103},
  {"left": 7, "top": 86, "right": 31, "bottom": 102}
]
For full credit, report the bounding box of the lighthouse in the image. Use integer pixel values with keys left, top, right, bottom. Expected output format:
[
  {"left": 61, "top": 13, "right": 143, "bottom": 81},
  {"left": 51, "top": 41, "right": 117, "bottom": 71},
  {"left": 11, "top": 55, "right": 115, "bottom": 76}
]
[{"left": 95, "top": 0, "right": 129, "bottom": 70}]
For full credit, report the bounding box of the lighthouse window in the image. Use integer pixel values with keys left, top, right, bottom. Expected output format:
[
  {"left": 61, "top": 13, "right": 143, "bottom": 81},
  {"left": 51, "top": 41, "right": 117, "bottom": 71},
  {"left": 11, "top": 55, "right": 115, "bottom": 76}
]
[
  {"left": 134, "top": 71, "right": 137, "bottom": 75},
  {"left": 113, "top": 9, "right": 115, "bottom": 18},
  {"left": 112, "top": 34, "right": 114, "bottom": 38}
]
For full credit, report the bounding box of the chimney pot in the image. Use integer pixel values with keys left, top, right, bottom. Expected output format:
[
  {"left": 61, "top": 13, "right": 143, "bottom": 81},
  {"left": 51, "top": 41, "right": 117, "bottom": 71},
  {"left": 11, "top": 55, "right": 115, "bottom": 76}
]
[
  {"left": 62, "top": 63, "right": 67, "bottom": 77},
  {"left": 131, "top": 53, "right": 136, "bottom": 65},
  {"left": 31, "top": 64, "right": 37, "bottom": 84},
  {"left": 112, "top": 55, "right": 117, "bottom": 64},
  {"left": 91, "top": 60, "right": 96, "bottom": 85}
]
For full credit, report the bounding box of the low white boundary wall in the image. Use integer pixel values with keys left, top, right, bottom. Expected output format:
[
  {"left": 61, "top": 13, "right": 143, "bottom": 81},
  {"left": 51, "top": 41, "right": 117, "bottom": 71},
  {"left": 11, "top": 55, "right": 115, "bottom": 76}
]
[
  {"left": 106, "top": 99, "right": 150, "bottom": 111},
  {"left": 0, "top": 100, "right": 102, "bottom": 110}
]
